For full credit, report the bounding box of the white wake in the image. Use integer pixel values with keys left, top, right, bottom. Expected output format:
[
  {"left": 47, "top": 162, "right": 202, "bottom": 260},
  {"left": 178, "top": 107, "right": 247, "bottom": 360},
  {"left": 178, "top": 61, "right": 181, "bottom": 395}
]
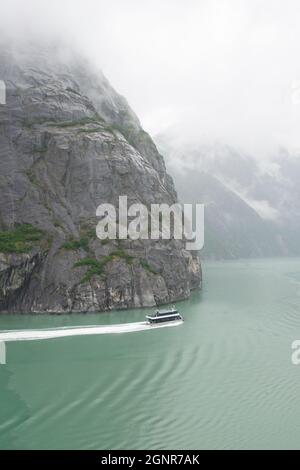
[{"left": 0, "top": 320, "right": 183, "bottom": 342}]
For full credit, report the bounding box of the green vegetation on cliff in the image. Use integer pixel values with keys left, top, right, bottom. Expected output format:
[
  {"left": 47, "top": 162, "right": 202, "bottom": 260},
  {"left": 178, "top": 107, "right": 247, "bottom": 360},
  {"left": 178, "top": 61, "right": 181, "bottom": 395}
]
[
  {"left": 62, "top": 238, "right": 89, "bottom": 251},
  {"left": 0, "top": 224, "right": 45, "bottom": 253},
  {"left": 74, "top": 250, "right": 134, "bottom": 283}
]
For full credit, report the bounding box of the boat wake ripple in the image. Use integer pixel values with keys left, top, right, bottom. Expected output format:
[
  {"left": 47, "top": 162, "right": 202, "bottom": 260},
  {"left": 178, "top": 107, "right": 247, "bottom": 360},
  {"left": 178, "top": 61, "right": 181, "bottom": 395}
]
[{"left": 0, "top": 320, "right": 183, "bottom": 342}]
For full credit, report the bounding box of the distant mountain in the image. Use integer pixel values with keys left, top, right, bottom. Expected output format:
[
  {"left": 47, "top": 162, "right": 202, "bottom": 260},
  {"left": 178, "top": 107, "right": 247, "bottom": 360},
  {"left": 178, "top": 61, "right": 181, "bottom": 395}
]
[{"left": 155, "top": 136, "right": 300, "bottom": 259}]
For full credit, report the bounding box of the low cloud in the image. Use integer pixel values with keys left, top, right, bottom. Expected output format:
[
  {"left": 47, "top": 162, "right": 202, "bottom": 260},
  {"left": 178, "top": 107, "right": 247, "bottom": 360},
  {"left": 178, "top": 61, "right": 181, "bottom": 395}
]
[{"left": 1, "top": 0, "right": 300, "bottom": 158}]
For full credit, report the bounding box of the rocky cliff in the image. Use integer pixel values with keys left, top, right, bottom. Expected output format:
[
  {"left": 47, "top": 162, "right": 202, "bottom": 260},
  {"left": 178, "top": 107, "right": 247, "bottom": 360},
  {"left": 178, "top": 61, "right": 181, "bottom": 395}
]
[{"left": 0, "top": 43, "right": 201, "bottom": 313}]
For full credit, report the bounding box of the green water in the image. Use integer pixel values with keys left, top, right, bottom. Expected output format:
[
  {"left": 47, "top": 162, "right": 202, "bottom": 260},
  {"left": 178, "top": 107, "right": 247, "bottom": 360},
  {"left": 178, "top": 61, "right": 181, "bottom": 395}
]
[{"left": 1, "top": 258, "right": 300, "bottom": 450}]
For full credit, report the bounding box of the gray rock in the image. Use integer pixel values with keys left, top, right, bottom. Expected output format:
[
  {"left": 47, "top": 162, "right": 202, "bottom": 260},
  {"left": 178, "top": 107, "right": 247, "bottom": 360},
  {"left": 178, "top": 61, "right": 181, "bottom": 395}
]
[{"left": 0, "top": 43, "right": 201, "bottom": 313}]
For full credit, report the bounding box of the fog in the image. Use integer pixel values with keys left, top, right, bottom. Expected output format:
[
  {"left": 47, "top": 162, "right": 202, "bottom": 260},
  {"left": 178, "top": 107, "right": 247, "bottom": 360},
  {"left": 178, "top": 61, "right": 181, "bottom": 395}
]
[{"left": 1, "top": 0, "right": 300, "bottom": 158}]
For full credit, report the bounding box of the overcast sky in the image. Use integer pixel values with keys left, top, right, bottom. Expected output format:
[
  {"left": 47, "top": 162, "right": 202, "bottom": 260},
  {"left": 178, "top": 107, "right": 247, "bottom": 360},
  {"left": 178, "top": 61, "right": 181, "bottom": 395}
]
[{"left": 1, "top": 0, "right": 300, "bottom": 158}]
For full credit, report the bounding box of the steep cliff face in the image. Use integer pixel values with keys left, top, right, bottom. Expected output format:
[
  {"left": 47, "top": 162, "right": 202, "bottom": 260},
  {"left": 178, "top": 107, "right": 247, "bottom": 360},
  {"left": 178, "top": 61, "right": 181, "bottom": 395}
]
[{"left": 0, "top": 44, "right": 201, "bottom": 313}]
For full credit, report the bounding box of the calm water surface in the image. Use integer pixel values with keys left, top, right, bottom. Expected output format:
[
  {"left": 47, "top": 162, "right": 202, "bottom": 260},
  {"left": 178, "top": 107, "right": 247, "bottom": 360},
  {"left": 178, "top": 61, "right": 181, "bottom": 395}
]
[{"left": 1, "top": 258, "right": 300, "bottom": 449}]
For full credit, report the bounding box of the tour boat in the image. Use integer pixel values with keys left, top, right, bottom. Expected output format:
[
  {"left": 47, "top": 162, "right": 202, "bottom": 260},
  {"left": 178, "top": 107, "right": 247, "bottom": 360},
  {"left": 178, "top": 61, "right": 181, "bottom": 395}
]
[{"left": 146, "top": 306, "right": 183, "bottom": 324}]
